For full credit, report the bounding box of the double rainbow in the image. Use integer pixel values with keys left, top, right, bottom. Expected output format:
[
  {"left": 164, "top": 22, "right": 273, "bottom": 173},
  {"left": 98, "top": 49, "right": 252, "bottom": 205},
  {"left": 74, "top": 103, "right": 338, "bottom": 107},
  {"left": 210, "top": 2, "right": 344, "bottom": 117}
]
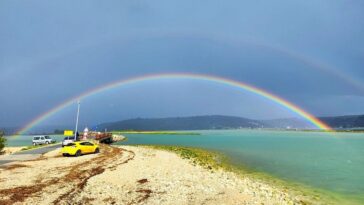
[{"left": 16, "top": 73, "right": 331, "bottom": 134}]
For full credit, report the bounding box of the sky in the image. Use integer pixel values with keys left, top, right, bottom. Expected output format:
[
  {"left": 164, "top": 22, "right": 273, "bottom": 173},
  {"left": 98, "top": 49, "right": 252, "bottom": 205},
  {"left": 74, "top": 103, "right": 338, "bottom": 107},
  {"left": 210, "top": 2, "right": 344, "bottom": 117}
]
[{"left": 0, "top": 0, "right": 364, "bottom": 128}]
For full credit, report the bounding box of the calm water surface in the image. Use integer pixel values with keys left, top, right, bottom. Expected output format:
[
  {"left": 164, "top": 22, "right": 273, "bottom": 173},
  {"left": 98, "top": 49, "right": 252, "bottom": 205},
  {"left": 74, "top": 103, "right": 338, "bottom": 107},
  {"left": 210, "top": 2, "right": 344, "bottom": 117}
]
[{"left": 114, "top": 130, "right": 364, "bottom": 200}]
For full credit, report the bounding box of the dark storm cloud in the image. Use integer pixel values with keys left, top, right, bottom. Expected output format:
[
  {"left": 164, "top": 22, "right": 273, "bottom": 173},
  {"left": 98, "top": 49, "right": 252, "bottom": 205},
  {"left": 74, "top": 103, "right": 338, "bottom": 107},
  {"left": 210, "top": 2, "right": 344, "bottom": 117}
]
[{"left": 0, "top": 0, "right": 363, "bottom": 127}]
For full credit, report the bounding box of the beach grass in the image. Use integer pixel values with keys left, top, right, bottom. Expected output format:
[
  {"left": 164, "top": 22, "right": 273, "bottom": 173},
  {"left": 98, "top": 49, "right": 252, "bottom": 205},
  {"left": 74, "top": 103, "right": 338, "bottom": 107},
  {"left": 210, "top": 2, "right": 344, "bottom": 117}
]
[
  {"left": 20, "top": 143, "right": 60, "bottom": 152},
  {"left": 147, "top": 145, "right": 225, "bottom": 170}
]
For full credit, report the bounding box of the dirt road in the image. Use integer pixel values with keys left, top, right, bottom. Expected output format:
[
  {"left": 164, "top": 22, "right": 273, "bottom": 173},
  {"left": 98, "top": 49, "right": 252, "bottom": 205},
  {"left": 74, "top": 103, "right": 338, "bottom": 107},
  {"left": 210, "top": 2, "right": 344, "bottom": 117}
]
[{"left": 0, "top": 145, "right": 135, "bottom": 204}]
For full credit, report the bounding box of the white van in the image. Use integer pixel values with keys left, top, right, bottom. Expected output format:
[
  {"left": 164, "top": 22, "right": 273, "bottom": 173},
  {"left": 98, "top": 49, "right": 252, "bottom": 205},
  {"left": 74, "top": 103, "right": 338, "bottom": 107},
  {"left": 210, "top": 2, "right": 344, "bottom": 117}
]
[
  {"left": 32, "top": 136, "right": 55, "bottom": 145},
  {"left": 62, "top": 136, "right": 75, "bottom": 147}
]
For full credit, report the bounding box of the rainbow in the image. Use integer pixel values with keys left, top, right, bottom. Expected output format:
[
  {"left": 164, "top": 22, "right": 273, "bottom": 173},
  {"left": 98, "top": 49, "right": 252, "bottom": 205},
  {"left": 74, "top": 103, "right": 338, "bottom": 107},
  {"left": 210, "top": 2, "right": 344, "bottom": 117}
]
[{"left": 16, "top": 73, "right": 332, "bottom": 134}]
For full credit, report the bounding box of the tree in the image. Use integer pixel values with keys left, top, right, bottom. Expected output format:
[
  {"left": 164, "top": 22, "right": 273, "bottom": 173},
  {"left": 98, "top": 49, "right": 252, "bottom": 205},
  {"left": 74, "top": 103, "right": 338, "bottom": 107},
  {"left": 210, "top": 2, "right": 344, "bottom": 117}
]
[{"left": 0, "top": 130, "right": 6, "bottom": 153}]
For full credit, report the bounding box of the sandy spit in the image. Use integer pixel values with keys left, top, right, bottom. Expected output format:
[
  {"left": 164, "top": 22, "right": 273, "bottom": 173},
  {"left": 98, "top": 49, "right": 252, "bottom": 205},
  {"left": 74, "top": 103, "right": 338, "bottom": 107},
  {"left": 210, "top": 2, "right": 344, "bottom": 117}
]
[
  {"left": 0, "top": 147, "right": 26, "bottom": 155},
  {"left": 0, "top": 145, "right": 314, "bottom": 205}
]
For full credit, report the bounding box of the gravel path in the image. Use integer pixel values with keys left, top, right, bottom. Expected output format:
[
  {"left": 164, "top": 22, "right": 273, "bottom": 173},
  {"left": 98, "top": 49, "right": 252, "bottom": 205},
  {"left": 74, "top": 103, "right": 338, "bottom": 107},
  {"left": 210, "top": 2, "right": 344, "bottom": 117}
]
[{"left": 0, "top": 144, "right": 61, "bottom": 166}]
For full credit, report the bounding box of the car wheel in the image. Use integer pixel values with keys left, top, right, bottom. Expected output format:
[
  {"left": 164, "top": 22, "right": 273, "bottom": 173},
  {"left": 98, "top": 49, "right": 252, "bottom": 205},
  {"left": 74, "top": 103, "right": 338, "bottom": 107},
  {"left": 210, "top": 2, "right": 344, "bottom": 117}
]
[
  {"left": 94, "top": 148, "right": 100, "bottom": 154},
  {"left": 45, "top": 141, "right": 49, "bottom": 144},
  {"left": 62, "top": 153, "right": 68, "bottom": 157},
  {"left": 75, "top": 150, "right": 81, "bottom": 157},
  {"left": 33, "top": 142, "right": 36, "bottom": 146}
]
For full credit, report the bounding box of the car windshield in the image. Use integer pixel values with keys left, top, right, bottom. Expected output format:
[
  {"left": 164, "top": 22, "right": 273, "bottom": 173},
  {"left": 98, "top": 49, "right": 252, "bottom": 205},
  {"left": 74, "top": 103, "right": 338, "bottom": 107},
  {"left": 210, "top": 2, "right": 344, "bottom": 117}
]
[
  {"left": 65, "top": 143, "right": 75, "bottom": 146},
  {"left": 44, "top": 136, "right": 50, "bottom": 139}
]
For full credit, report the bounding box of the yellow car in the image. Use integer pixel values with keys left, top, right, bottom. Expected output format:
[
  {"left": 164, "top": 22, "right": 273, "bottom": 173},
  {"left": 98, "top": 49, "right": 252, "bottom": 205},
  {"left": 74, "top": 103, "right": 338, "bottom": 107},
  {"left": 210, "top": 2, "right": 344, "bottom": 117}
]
[{"left": 61, "top": 141, "right": 99, "bottom": 157}]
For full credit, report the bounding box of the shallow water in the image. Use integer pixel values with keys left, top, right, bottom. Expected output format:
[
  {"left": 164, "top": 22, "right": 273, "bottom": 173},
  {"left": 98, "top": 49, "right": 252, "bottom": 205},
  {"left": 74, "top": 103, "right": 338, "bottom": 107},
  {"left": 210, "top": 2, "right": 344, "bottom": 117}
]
[{"left": 113, "top": 130, "right": 364, "bottom": 200}]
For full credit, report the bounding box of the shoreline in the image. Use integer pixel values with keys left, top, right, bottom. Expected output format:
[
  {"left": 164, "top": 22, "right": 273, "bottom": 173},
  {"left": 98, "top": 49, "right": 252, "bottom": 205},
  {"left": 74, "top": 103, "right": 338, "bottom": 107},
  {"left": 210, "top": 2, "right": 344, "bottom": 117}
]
[
  {"left": 0, "top": 145, "right": 309, "bottom": 204},
  {"left": 116, "top": 135, "right": 360, "bottom": 204},
  {"left": 143, "top": 145, "right": 357, "bottom": 205},
  {"left": 0, "top": 144, "right": 360, "bottom": 204}
]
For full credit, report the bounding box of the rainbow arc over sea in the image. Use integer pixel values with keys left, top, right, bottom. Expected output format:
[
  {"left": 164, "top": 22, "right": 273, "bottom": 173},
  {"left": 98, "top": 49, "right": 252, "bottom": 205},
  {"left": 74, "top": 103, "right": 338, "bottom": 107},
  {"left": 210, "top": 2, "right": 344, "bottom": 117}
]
[{"left": 17, "top": 73, "right": 332, "bottom": 134}]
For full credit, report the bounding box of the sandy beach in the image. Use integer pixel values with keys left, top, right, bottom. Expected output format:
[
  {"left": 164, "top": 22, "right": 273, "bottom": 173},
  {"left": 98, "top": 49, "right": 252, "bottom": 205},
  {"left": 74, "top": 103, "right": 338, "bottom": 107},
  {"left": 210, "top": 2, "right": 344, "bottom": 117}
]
[{"left": 0, "top": 144, "right": 326, "bottom": 205}]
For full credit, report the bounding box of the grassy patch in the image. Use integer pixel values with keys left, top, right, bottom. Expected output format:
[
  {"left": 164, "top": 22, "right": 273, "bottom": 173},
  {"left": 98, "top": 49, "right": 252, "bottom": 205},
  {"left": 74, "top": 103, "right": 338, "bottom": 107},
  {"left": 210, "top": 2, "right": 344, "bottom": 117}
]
[
  {"left": 147, "top": 145, "right": 225, "bottom": 170},
  {"left": 21, "top": 145, "right": 42, "bottom": 151},
  {"left": 20, "top": 143, "right": 58, "bottom": 151}
]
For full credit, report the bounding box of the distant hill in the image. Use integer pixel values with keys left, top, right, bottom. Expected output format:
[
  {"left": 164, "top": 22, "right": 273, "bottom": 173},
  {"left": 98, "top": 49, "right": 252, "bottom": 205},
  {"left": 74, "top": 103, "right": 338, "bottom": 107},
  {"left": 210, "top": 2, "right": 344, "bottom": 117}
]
[
  {"left": 97, "top": 115, "right": 264, "bottom": 131},
  {"left": 259, "top": 115, "right": 364, "bottom": 129},
  {"left": 0, "top": 127, "right": 19, "bottom": 135},
  {"left": 261, "top": 118, "right": 313, "bottom": 129},
  {"left": 319, "top": 115, "right": 364, "bottom": 129},
  {"left": 97, "top": 114, "right": 364, "bottom": 131},
  {"left": 262, "top": 115, "right": 364, "bottom": 129},
  {"left": 4, "top": 114, "right": 364, "bottom": 135}
]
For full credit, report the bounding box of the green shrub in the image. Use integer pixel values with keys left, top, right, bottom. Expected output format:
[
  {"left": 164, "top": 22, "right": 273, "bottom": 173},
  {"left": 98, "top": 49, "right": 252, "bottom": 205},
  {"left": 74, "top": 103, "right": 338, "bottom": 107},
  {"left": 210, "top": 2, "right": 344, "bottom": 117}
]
[{"left": 0, "top": 130, "right": 6, "bottom": 153}]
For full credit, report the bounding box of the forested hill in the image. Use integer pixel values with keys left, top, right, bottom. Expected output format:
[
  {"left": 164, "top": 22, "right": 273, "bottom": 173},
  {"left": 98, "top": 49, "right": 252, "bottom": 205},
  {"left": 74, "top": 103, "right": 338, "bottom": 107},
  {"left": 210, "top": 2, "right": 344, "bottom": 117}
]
[
  {"left": 97, "top": 115, "right": 263, "bottom": 131},
  {"left": 97, "top": 114, "right": 364, "bottom": 131},
  {"left": 5, "top": 114, "right": 364, "bottom": 135},
  {"left": 319, "top": 115, "right": 364, "bottom": 129}
]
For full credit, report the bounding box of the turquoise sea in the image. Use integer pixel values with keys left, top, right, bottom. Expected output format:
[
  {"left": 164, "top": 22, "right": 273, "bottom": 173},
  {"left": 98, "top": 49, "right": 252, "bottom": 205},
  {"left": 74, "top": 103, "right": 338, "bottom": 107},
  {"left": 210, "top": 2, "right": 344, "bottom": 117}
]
[
  {"left": 6, "top": 130, "right": 364, "bottom": 203},
  {"left": 113, "top": 130, "right": 364, "bottom": 203}
]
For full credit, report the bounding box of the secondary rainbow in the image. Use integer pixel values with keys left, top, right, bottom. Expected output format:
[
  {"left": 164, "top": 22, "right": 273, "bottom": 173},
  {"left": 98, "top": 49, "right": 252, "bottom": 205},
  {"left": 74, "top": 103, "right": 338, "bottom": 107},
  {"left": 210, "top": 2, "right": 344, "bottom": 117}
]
[{"left": 16, "top": 73, "right": 332, "bottom": 134}]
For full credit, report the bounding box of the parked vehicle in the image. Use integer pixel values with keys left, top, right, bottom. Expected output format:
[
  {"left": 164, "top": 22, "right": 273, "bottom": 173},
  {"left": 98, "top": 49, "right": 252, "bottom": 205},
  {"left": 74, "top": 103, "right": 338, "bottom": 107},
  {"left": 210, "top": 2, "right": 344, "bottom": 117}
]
[
  {"left": 62, "top": 136, "right": 75, "bottom": 147},
  {"left": 32, "top": 136, "right": 56, "bottom": 145},
  {"left": 61, "top": 141, "right": 99, "bottom": 157}
]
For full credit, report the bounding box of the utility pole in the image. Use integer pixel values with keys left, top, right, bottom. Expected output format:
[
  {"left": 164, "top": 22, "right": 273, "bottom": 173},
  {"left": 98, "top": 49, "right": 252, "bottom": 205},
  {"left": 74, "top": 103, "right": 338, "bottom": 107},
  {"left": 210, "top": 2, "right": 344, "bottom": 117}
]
[{"left": 75, "top": 100, "right": 80, "bottom": 141}]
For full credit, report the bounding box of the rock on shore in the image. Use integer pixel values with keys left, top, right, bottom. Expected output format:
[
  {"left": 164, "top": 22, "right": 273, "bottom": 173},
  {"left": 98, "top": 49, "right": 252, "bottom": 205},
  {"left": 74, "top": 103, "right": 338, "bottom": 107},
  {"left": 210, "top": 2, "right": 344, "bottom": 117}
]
[{"left": 112, "top": 134, "right": 126, "bottom": 142}]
